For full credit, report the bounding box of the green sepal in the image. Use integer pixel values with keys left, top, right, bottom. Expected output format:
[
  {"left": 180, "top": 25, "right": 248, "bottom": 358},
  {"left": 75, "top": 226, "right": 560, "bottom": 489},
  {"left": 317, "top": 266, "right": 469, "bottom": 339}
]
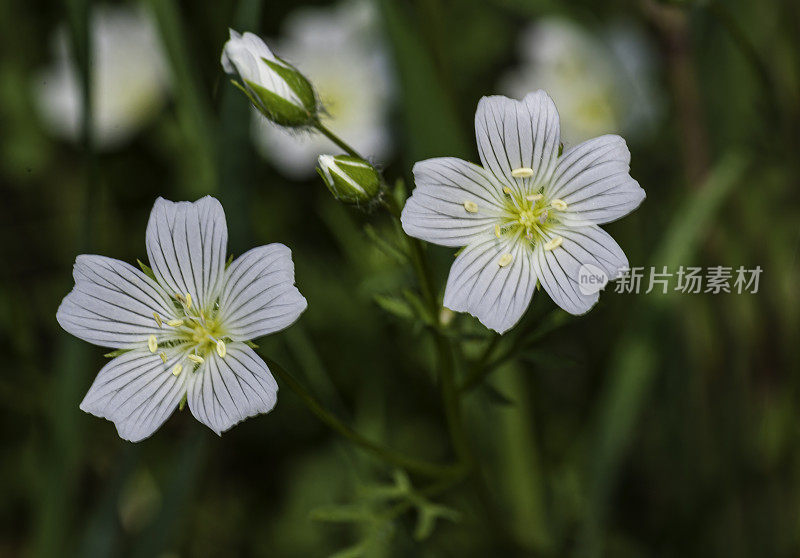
[
  {"left": 225, "top": 253, "right": 234, "bottom": 269},
  {"left": 179, "top": 393, "right": 187, "bottom": 411},
  {"left": 245, "top": 79, "right": 312, "bottom": 127},
  {"left": 262, "top": 56, "right": 316, "bottom": 112},
  {"left": 104, "top": 348, "right": 132, "bottom": 358},
  {"left": 244, "top": 340, "right": 259, "bottom": 349},
  {"left": 137, "top": 259, "right": 156, "bottom": 281}
]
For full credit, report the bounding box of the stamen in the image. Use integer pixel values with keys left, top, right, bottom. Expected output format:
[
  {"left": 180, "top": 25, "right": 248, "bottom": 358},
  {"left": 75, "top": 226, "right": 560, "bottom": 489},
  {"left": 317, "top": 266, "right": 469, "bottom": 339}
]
[
  {"left": 153, "top": 313, "right": 162, "bottom": 327},
  {"left": 526, "top": 193, "right": 543, "bottom": 202},
  {"left": 174, "top": 293, "right": 186, "bottom": 304},
  {"left": 185, "top": 292, "right": 192, "bottom": 309},
  {"left": 216, "top": 340, "right": 227, "bottom": 358},
  {"left": 159, "top": 352, "right": 168, "bottom": 363},
  {"left": 538, "top": 210, "right": 549, "bottom": 224},
  {"left": 494, "top": 224, "right": 502, "bottom": 238},
  {"left": 148, "top": 335, "right": 158, "bottom": 353},
  {"left": 502, "top": 186, "right": 512, "bottom": 195},
  {"left": 166, "top": 319, "right": 184, "bottom": 328},
  {"left": 551, "top": 199, "right": 568, "bottom": 211},
  {"left": 172, "top": 363, "right": 183, "bottom": 376},
  {"left": 511, "top": 167, "right": 534, "bottom": 178},
  {"left": 187, "top": 354, "right": 204, "bottom": 364},
  {"left": 544, "top": 236, "right": 563, "bottom": 251},
  {"left": 498, "top": 253, "right": 513, "bottom": 267},
  {"left": 463, "top": 201, "right": 478, "bottom": 213}
]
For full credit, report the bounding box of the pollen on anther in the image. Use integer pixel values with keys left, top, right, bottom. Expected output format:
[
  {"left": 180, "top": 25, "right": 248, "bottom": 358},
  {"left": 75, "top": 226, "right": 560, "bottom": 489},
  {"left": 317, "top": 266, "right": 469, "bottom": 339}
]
[
  {"left": 159, "top": 352, "right": 167, "bottom": 363},
  {"left": 148, "top": 335, "right": 158, "bottom": 353},
  {"left": 153, "top": 313, "right": 162, "bottom": 327},
  {"left": 502, "top": 186, "right": 512, "bottom": 195},
  {"left": 544, "top": 236, "right": 564, "bottom": 251},
  {"left": 172, "top": 363, "right": 183, "bottom": 376},
  {"left": 551, "top": 198, "right": 568, "bottom": 210},
  {"left": 216, "top": 340, "right": 227, "bottom": 358},
  {"left": 526, "top": 193, "right": 543, "bottom": 202},
  {"left": 187, "top": 354, "right": 204, "bottom": 364},
  {"left": 166, "top": 319, "right": 184, "bottom": 327},
  {"left": 511, "top": 167, "right": 534, "bottom": 178},
  {"left": 498, "top": 253, "right": 513, "bottom": 267},
  {"left": 185, "top": 292, "right": 192, "bottom": 309},
  {"left": 463, "top": 201, "right": 478, "bottom": 213},
  {"left": 494, "top": 224, "right": 502, "bottom": 238}
]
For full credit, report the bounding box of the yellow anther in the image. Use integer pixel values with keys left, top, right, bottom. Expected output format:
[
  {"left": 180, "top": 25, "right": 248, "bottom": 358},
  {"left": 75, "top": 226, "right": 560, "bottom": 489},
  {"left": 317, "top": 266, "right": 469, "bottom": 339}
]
[
  {"left": 185, "top": 292, "right": 192, "bottom": 309},
  {"left": 174, "top": 292, "right": 186, "bottom": 304},
  {"left": 544, "top": 236, "right": 564, "bottom": 251},
  {"left": 166, "top": 319, "right": 184, "bottom": 328},
  {"left": 153, "top": 313, "right": 162, "bottom": 327},
  {"left": 502, "top": 186, "right": 512, "bottom": 195},
  {"left": 494, "top": 224, "right": 502, "bottom": 238},
  {"left": 159, "top": 352, "right": 167, "bottom": 363},
  {"left": 551, "top": 198, "right": 568, "bottom": 211},
  {"left": 172, "top": 363, "right": 183, "bottom": 376},
  {"left": 216, "top": 340, "right": 227, "bottom": 358},
  {"left": 148, "top": 335, "right": 158, "bottom": 353},
  {"left": 187, "top": 354, "right": 204, "bottom": 364},
  {"left": 463, "top": 201, "right": 478, "bottom": 213},
  {"left": 498, "top": 253, "right": 514, "bottom": 267},
  {"left": 511, "top": 167, "right": 534, "bottom": 178},
  {"left": 526, "top": 193, "right": 543, "bottom": 202}
]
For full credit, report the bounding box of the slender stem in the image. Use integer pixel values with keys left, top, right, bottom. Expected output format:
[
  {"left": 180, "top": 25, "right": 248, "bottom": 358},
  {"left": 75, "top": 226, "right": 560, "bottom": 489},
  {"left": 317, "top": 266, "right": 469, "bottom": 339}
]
[
  {"left": 458, "top": 333, "right": 501, "bottom": 394},
  {"left": 262, "top": 355, "right": 460, "bottom": 478},
  {"left": 459, "top": 310, "right": 571, "bottom": 393},
  {"left": 314, "top": 121, "right": 367, "bottom": 159}
]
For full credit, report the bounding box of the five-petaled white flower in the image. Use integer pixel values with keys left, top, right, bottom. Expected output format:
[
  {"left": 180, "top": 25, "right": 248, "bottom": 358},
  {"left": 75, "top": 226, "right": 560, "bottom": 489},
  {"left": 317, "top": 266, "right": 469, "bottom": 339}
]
[
  {"left": 57, "top": 196, "right": 307, "bottom": 441},
  {"left": 401, "top": 91, "right": 645, "bottom": 334}
]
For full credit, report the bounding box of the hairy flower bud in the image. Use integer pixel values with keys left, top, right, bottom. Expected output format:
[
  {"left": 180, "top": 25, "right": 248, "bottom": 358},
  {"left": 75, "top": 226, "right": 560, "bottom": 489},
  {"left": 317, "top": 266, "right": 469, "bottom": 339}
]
[
  {"left": 317, "top": 155, "right": 381, "bottom": 204},
  {"left": 221, "top": 29, "right": 317, "bottom": 127}
]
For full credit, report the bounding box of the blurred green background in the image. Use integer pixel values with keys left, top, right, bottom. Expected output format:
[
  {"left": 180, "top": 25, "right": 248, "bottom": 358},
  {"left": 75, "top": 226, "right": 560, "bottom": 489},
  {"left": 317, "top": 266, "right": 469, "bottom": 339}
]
[{"left": 2, "top": 0, "right": 799, "bottom": 556}]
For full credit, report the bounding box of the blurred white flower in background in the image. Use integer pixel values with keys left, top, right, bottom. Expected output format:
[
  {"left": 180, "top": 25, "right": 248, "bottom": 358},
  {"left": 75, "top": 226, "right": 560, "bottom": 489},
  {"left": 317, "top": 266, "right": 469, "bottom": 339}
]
[
  {"left": 34, "top": 4, "right": 170, "bottom": 150},
  {"left": 500, "top": 17, "right": 661, "bottom": 146},
  {"left": 251, "top": 0, "right": 392, "bottom": 178}
]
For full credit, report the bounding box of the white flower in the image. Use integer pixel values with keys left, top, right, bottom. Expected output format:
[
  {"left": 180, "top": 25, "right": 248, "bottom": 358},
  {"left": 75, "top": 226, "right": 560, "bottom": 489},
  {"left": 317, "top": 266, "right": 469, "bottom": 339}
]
[
  {"left": 401, "top": 91, "right": 645, "bottom": 334},
  {"left": 251, "top": 0, "right": 392, "bottom": 178},
  {"left": 221, "top": 29, "right": 317, "bottom": 126},
  {"left": 33, "top": 4, "right": 170, "bottom": 149},
  {"left": 56, "top": 196, "right": 307, "bottom": 441},
  {"left": 499, "top": 17, "right": 660, "bottom": 144}
]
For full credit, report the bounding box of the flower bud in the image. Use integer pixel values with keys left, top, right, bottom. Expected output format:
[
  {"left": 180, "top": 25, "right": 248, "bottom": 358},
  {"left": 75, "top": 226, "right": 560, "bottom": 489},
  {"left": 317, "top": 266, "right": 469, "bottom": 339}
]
[
  {"left": 221, "top": 29, "right": 317, "bottom": 127},
  {"left": 317, "top": 155, "right": 381, "bottom": 204}
]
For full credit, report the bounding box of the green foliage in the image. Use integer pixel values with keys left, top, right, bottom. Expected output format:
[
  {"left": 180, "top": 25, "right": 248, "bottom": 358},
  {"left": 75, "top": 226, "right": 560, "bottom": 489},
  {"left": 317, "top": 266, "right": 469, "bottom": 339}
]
[{"left": 3, "top": 0, "right": 800, "bottom": 556}]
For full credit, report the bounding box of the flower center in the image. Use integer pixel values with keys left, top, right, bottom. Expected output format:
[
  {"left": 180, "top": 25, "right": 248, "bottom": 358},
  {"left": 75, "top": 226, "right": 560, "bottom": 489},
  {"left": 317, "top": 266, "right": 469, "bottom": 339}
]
[
  {"left": 149, "top": 292, "right": 229, "bottom": 375},
  {"left": 497, "top": 188, "right": 567, "bottom": 245}
]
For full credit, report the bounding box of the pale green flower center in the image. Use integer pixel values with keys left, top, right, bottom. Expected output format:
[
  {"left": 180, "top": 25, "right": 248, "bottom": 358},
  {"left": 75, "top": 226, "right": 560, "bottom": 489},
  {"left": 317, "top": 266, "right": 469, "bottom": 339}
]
[{"left": 149, "top": 292, "right": 229, "bottom": 375}]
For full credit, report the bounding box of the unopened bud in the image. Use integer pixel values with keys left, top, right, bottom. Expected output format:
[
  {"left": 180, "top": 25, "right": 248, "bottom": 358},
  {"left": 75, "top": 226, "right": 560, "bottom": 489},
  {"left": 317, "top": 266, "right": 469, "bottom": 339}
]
[
  {"left": 317, "top": 155, "right": 381, "bottom": 204},
  {"left": 221, "top": 29, "right": 317, "bottom": 127}
]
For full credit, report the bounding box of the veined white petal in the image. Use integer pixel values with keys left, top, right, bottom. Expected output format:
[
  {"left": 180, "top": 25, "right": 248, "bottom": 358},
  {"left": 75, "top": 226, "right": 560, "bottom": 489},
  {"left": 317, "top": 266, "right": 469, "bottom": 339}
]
[
  {"left": 57, "top": 255, "right": 176, "bottom": 348},
  {"left": 546, "top": 135, "right": 645, "bottom": 225},
  {"left": 145, "top": 196, "right": 228, "bottom": 311},
  {"left": 80, "top": 349, "right": 188, "bottom": 442},
  {"left": 401, "top": 158, "right": 504, "bottom": 247},
  {"left": 533, "top": 224, "right": 628, "bottom": 315},
  {"left": 475, "top": 91, "right": 561, "bottom": 192},
  {"left": 443, "top": 234, "right": 537, "bottom": 334},
  {"left": 186, "top": 343, "right": 278, "bottom": 435},
  {"left": 218, "top": 244, "right": 307, "bottom": 340}
]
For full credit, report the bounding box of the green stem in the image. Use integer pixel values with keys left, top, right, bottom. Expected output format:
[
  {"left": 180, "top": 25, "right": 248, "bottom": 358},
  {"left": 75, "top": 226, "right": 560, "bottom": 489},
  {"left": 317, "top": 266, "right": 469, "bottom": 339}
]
[
  {"left": 262, "top": 355, "right": 460, "bottom": 478},
  {"left": 458, "top": 333, "right": 501, "bottom": 393},
  {"left": 314, "top": 121, "right": 367, "bottom": 159}
]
